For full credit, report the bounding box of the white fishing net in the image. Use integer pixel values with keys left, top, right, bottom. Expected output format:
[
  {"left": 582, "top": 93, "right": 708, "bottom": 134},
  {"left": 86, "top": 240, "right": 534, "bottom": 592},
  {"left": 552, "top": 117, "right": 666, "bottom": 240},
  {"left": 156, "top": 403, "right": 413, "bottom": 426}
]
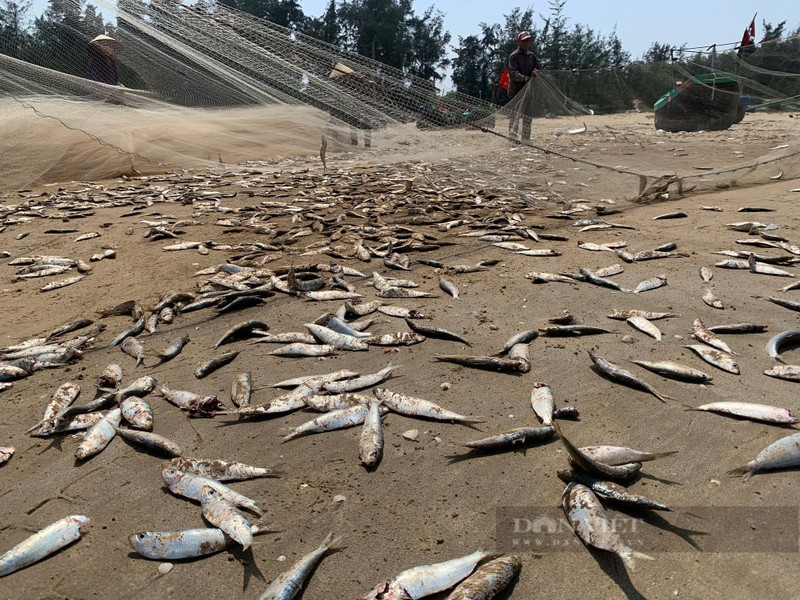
[{"left": 1, "top": 0, "right": 799, "bottom": 201}]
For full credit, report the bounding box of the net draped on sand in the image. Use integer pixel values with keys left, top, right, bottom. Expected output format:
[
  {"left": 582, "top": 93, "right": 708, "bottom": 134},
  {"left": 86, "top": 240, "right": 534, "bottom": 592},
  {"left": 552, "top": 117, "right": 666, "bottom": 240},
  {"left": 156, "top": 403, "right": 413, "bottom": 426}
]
[{"left": 0, "top": 0, "right": 799, "bottom": 197}]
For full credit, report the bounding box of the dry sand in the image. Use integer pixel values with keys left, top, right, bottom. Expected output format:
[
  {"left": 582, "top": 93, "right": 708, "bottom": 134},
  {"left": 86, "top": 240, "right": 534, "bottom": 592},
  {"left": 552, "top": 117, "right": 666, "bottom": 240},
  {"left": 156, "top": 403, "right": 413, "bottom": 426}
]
[{"left": 1, "top": 112, "right": 800, "bottom": 599}]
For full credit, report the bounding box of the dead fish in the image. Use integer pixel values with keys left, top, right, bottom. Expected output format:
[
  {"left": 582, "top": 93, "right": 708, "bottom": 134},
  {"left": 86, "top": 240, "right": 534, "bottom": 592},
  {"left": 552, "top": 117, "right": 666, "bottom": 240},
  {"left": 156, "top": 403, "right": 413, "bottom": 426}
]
[
  {"left": 588, "top": 349, "right": 670, "bottom": 402},
  {"left": 496, "top": 330, "right": 538, "bottom": 355},
  {"left": 271, "top": 369, "right": 359, "bottom": 389},
  {"left": 377, "top": 306, "right": 427, "bottom": 319},
  {"left": 766, "top": 330, "right": 800, "bottom": 363},
  {"left": 548, "top": 311, "right": 577, "bottom": 325},
  {"left": 626, "top": 317, "right": 661, "bottom": 341},
  {"left": 699, "top": 266, "right": 713, "bottom": 282},
  {"left": 684, "top": 345, "right": 740, "bottom": 374},
  {"left": 195, "top": 351, "right": 240, "bottom": 378},
  {"left": 324, "top": 365, "right": 397, "bottom": 394},
  {"left": 167, "top": 457, "right": 279, "bottom": 481},
  {"left": 444, "top": 555, "right": 522, "bottom": 600},
  {"left": 769, "top": 296, "right": 800, "bottom": 312},
  {"left": 377, "top": 287, "right": 436, "bottom": 299},
  {"left": 306, "top": 323, "right": 369, "bottom": 351},
  {"left": 231, "top": 372, "right": 251, "bottom": 408},
  {"left": 653, "top": 211, "right": 687, "bottom": 219},
  {"left": 530, "top": 382, "right": 554, "bottom": 426},
  {"left": 438, "top": 276, "right": 460, "bottom": 300},
  {"left": 250, "top": 332, "right": 317, "bottom": 345},
  {"left": 359, "top": 400, "right": 384, "bottom": 468},
  {"left": 630, "top": 360, "right": 711, "bottom": 383},
  {"left": 708, "top": 323, "right": 767, "bottom": 334},
  {"left": 690, "top": 402, "right": 797, "bottom": 425},
  {"left": 282, "top": 404, "right": 372, "bottom": 442},
  {"left": 558, "top": 470, "right": 678, "bottom": 513},
  {"left": 435, "top": 354, "right": 528, "bottom": 373},
  {"left": 305, "top": 290, "right": 363, "bottom": 301},
  {"left": 268, "top": 343, "right": 336, "bottom": 357},
  {"left": 374, "top": 387, "right": 483, "bottom": 424},
  {"left": 305, "top": 393, "right": 371, "bottom": 412},
  {"left": 258, "top": 532, "right": 343, "bottom": 600},
  {"left": 607, "top": 309, "right": 677, "bottom": 321},
  {"left": 0, "top": 515, "right": 91, "bottom": 578},
  {"left": 579, "top": 267, "right": 625, "bottom": 291},
  {"left": 405, "top": 318, "right": 469, "bottom": 346},
  {"left": 361, "top": 550, "right": 492, "bottom": 600},
  {"left": 554, "top": 423, "right": 643, "bottom": 482},
  {"left": 114, "top": 427, "right": 183, "bottom": 457},
  {"left": 29, "top": 413, "right": 103, "bottom": 438},
  {"left": 780, "top": 280, "right": 800, "bottom": 293},
  {"left": 121, "top": 337, "right": 145, "bottom": 366},
  {"left": 129, "top": 528, "right": 258, "bottom": 560},
  {"left": 215, "top": 320, "right": 269, "bottom": 348},
  {"left": 748, "top": 254, "right": 794, "bottom": 277},
  {"left": 74, "top": 232, "right": 100, "bottom": 242},
  {"left": 157, "top": 335, "right": 190, "bottom": 363},
  {"left": 764, "top": 365, "right": 800, "bottom": 382},
  {"left": 161, "top": 468, "right": 264, "bottom": 515},
  {"left": 633, "top": 250, "right": 688, "bottom": 261},
  {"left": 729, "top": 432, "right": 800, "bottom": 480},
  {"left": 200, "top": 486, "right": 253, "bottom": 550},
  {"left": 693, "top": 319, "right": 735, "bottom": 354},
  {"left": 539, "top": 325, "right": 612, "bottom": 337},
  {"left": 595, "top": 264, "right": 623, "bottom": 278},
  {"left": 562, "top": 482, "right": 653, "bottom": 569},
  {"left": 633, "top": 274, "right": 667, "bottom": 294},
  {"left": 45, "top": 319, "right": 95, "bottom": 342},
  {"left": 40, "top": 275, "right": 86, "bottom": 292},
  {"left": 517, "top": 249, "right": 560, "bottom": 257},
  {"left": 111, "top": 316, "right": 146, "bottom": 346},
  {"left": 575, "top": 445, "right": 676, "bottom": 465},
  {"left": 525, "top": 272, "right": 576, "bottom": 284},
  {"left": 714, "top": 259, "right": 749, "bottom": 270},
  {"left": 702, "top": 290, "right": 725, "bottom": 309},
  {"left": 75, "top": 408, "right": 122, "bottom": 460},
  {"left": 0, "top": 446, "right": 13, "bottom": 465},
  {"left": 578, "top": 241, "right": 627, "bottom": 252},
  {"left": 366, "top": 332, "right": 426, "bottom": 346},
  {"left": 463, "top": 426, "right": 555, "bottom": 450}
]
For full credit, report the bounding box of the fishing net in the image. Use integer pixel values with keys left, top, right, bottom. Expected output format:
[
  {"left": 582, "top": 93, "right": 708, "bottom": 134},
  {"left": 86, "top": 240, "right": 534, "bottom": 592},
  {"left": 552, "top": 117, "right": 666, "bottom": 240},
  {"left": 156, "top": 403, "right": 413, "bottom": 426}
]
[{"left": 1, "top": 0, "right": 799, "bottom": 204}]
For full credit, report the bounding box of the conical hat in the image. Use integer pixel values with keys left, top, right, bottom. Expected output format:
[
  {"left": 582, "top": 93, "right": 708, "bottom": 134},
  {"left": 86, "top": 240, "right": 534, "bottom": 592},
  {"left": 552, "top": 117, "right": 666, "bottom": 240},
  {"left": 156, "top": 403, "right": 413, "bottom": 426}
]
[{"left": 88, "top": 34, "right": 123, "bottom": 57}]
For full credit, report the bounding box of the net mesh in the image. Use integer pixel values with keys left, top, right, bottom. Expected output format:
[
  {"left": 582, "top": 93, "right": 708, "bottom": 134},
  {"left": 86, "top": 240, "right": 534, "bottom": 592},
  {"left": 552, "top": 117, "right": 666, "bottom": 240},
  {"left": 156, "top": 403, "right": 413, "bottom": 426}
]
[{"left": 1, "top": 0, "right": 799, "bottom": 203}]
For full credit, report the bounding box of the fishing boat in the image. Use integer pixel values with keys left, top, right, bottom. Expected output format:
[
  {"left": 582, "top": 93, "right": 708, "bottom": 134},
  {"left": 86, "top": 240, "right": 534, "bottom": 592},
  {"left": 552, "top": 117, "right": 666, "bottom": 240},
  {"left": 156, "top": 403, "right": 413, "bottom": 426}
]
[{"left": 654, "top": 72, "right": 742, "bottom": 132}]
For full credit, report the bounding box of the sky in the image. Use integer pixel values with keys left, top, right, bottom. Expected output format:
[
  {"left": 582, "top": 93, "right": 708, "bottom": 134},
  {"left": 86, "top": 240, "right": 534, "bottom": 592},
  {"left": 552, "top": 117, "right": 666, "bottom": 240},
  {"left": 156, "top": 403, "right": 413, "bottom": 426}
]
[{"left": 23, "top": 0, "right": 794, "bottom": 59}]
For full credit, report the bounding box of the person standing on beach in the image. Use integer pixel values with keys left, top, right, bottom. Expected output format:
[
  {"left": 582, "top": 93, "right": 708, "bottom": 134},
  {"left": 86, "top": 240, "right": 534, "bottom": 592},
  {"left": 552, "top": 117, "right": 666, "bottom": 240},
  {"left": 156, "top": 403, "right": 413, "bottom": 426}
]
[
  {"left": 86, "top": 35, "right": 122, "bottom": 86},
  {"left": 507, "top": 31, "right": 541, "bottom": 141}
]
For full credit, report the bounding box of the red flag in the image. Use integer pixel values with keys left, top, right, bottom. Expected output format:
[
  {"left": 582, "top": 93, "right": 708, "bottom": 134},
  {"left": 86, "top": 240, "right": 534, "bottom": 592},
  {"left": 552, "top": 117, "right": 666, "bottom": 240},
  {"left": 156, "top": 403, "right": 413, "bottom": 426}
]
[
  {"left": 738, "top": 14, "right": 757, "bottom": 57},
  {"left": 499, "top": 67, "right": 510, "bottom": 92}
]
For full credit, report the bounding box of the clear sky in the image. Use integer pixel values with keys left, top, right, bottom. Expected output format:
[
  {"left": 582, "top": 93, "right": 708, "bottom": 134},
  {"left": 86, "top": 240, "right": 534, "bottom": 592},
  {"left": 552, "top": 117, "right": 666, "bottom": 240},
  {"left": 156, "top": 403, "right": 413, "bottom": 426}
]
[{"left": 23, "top": 0, "right": 794, "bottom": 59}]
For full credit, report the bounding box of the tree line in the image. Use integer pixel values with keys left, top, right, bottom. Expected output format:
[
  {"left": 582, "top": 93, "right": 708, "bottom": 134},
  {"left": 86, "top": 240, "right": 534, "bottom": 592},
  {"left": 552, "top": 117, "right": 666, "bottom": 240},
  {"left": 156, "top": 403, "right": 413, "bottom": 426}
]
[{"left": 2, "top": 0, "right": 798, "bottom": 112}]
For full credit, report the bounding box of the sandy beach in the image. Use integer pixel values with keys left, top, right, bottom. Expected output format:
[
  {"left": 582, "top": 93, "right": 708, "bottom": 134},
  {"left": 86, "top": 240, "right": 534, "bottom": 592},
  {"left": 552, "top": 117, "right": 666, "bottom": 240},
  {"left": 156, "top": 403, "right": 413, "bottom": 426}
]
[{"left": 1, "top": 111, "right": 800, "bottom": 599}]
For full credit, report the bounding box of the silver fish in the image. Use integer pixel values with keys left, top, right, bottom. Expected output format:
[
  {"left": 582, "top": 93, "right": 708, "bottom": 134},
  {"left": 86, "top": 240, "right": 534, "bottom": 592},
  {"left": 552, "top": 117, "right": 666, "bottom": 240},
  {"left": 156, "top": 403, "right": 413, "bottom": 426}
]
[
  {"left": 439, "top": 276, "right": 460, "bottom": 300},
  {"left": 595, "top": 264, "right": 624, "bottom": 278},
  {"left": 0, "top": 446, "right": 13, "bottom": 465},
  {"left": 588, "top": 349, "right": 670, "bottom": 402},
  {"left": 768, "top": 296, "right": 800, "bottom": 312},
  {"left": 0, "top": 515, "right": 90, "bottom": 577},
  {"left": 195, "top": 351, "right": 240, "bottom": 378},
  {"left": 157, "top": 335, "right": 190, "bottom": 363},
  {"left": 324, "top": 365, "right": 397, "bottom": 394},
  {"left": 558, "top": 470, "right": 677, "bottom": 513},
  {"left": 215, "top": 320, "right": 269, "bottom": 348},
  {"left": 464, "top": 426, "right": 555, "bottom": 450},
  {"left": 691, "top": 402, "right": 798, "bottom": 425},
  {"left": 699, "top": 266, "right": 713, "bottom": 282},
  {"left": 554, "top": 423, "right": 642, "bottom": 482},
  {"left": 271, "top": 370, "right": 359, "bottom": 389},
  {"left": 40, "top": 275, "right": 85, "bottom": 292},
  {"left": 530, "top": 382, "right": 554, "bottom": 426},
  {"left": 692, "top": 319, "right": 735, "bottom": 354},
  {"left": 97, "top": 364, "right": 123, "bottom": 389},
  {"left": 120, "top": 396, "right": 153, "bottom": 430},
  {"left": 626, "top": 316, "right": 661, "bottom": 340},
  {"left": 75, "top": 408, "right": 121, "bottom": 460},
  {"left": 633, "top": 274, "right": 667, "bottom": 294},
  {"left": 121, "top": 337, "right": 145, "bottom": 366},
  {"left": 360, "top": 400, "right": 384, "bottom": 468},
  {"left": 282, "top": 404, "right": 372, "bottom": 442},
  {"left": 684, "top": 345, "right": 740, "bottom": 375},
  {"left": 579, "top": 267, "right": 625, "bottom": 291},
  {"left": 444, "top": 555, "right": 522, "bottom": 600},
  {"left": 708, "top": 323, "right": 767, "bottom": 334},
  {"left": 161, "top": 468, "right": 264, "bottom": 516},
  {"left": 167, "top": 457, "right": 279, "bottom": 481},
  {"left": 306, "top": 323, "right": 369, "bottom": 351},
  {"left": 29, "top": 413, "right": 104, "bottom": 438},
  {"left": 562, "top": 482, "right": 653, "bottom": 570},
  {"left": 361, "top": 550, "right": 492, "bottom": 600},
  {"left": 764, "top": 365, "right": 800, "bottom": 382},
  {"left": 495, "top": 330, "right": 538, "bottom": 355},
  {"left": 575, "top": 445, "right": 677, "bottom": 465},
  {"left": 114, "top": 427, "right": 182, "bottom": 457},
  {"left": 200, "top": 486, "right": 253, "bottom": 550},
  {"left": 305, "top": 393, "right": 371, "bottom": 412},
  {"left": 268, "top": 343, "right": 336, "bottom": 357},
  {"left": 374, "top": 387, "right": 483, "bottom": 423},
  {"left": 630, "top": 360, "right": 711, "bottom": 383},
  {"left": 366, "top": 332, "right": 426, "bottom": 346},
  {"left": 129, "top": 528, "right": 251, "bottom": 560},
  {"left": 730, "top": 432, "right": 800, "bottom": 480},
  {"left": 258, "top": 532, "right": 343, "bottom": 600},
  {"left": 607, "top": 310, "right": 677, "bottom": 321},
  {"left": 231, "top": 372, "right": 252, "bottom": 408},
  {"left": 702, "top": 289, "right": 725, "bottom": 309},
  {"left": 111, "top": 316, "right": 146, "bottom": 347},
  {"left": 766, "top": 330, "right": 800, "bottom": 363}
]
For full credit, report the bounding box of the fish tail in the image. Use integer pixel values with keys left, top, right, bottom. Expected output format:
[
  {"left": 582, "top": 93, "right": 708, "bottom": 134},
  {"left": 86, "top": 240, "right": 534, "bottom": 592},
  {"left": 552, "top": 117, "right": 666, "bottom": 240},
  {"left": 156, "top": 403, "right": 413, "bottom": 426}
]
[
  {"left": 726, "top": 466, "right": 752, "bottom": 480},
  {"left": 648, "top": 450, "right": 678, "bottom": 460},
  {"left": 320, "top": 532, "right": 346, "bottom": 551},
  {"left": 459, "top": 416, "right": 486, "bottom": 424},
  {"left": 620, "top": 548, "right": 654, "bottom": 570}
]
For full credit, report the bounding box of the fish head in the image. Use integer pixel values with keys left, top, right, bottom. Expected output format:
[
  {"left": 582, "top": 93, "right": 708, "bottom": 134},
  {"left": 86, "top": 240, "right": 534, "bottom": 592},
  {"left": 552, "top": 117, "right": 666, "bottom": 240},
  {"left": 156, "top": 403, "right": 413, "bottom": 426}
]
[
  {"left": 361, "top": 581, "right": 411, "bottom": 600},
  {"left": 71, "top": 515, "right": 91, "bottom": 532},
  {"left": 129, "top": 531, "right": 155, "bottom": 552},
  {"left": 201, "top": 485, "right": 220, "bottom": 501},
  {"left": 161, "top": 467, "right": 183, "bottom": 487}
]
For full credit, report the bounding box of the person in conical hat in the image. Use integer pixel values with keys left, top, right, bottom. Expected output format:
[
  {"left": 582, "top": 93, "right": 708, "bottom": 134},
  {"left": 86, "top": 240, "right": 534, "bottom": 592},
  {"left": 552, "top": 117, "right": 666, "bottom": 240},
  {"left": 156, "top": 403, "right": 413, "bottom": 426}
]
[{"left": 86, "top": 34, "right": 122, "bottom": 85}]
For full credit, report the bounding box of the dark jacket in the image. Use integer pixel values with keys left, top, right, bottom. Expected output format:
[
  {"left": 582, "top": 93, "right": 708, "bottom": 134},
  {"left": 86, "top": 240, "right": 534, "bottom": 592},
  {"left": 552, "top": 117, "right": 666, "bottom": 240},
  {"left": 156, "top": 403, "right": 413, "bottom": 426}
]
[
  {"left": 508, "top": 48, "right": 541, "bottom": 97},
  {"left": 86, "top": 48, "right": 118, "bottom": 85}
]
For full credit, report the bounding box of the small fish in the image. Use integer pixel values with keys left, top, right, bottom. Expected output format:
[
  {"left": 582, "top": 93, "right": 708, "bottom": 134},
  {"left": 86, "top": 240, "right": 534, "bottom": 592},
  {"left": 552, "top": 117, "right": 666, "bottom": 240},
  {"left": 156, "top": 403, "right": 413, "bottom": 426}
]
[
  {"left": 764, "top": 365, "right": 800, "bottom": 382},
  {"left": 359, "top": 400, "right": 384, "bottom": 468},
  {"left": 435, "top": 354, "right": 528, "bottom": 373},
  {"left": 708, "top": 323, "right": 767, "bottom": 334},
  {"left": 653, "top": 211, "right": 687, "bottom": 220},
  {"left": 699, "top": 266, "right": 713, "bottom": 282},
  {"left": 525, "top": 272, "right": 576, "bottom": 284},
  {"left": 588, "top": 349, "right": 670, "bottom": 402},
  {"left": 121, "top": 337, "right": 145, "bottom": 366},
  {"left": 111, "top": 316, "right": 146, "bottom": 347},
  {"left": 766, "top": 330, "right": 800, "bottom": 363},
  {"left": 702, "top": 289, "right": 725, "bottom": 309},
  {"left": 215, "top": 320, "right": 269, "bottom": 348},
  {"left": 595, "top": 264, "right": 623, "bottom": 278},
  {"left": 575, "top": 445, "right": 677, "bottom": 465},
  {"left": 684, "top": 345, "right": 740, "bottom": 375},
  {"left": 558, "top": 470, "right": 677, "bottom": 513},
  {"left": 251, "top": 332, "right": 317, "bottom": 345},
  {"left": 464, "top": 426, "right": 555, "bottom": 450},
  {"left": 324, "top": 365, "right": 397, "bottom": 394},
  {"left": 305, "top": 323, "right": 369, "bottom": 351},
  {"left": 630, "top": 360, "right": 711, "bottom": 383},
  {"left": 195, "top": 351, "right": 240, "bottom": 378},
  {"left": 626, "top": 316, "right": 661, "bottom": 340},
  {"left": 562, "top": 482, "right": 653, "bottom": 570},
  {"left": 376, "top": 306, "right": 426, "bottom": 319},
  {"left": 578, "top": 241, "right": 627, "bottom": 252},
  {"left": 282, "top": 404, "right": 372, "bottom": 442},
  {"left": 530, "top": 382, "right": 554, "bottom": 426},
  {"left": 0, "top": 515, "right": 91, "bottom": 577},
  {"left": 200, "top": 486, "right": 253, "bottom": 550},
  {"left": 75, "top": 408, "right": 122, "bottom": 460},
  {"left": 156, "top": 335, "right": 190, "bottom": 363},
  {"left": 405, "top": 318, "right": 469, "bottom": 346},
  {"left": 769, "top": 296, "right": 800, "bottom": 312},
  {"left": 271, "top": 370, "right": 359, "bottom": 389},
  {"left": 29, "top": 413, "right": 103, "bottom": 437},
  {"left": 579, "top": 267, "right": 625, "bottom": 291},
  {"left": 517, "top": 249, "right": 560, "bottom": 257},
  {"left": 538, "top": 325, "right": 612, "bottom": 336},
  {"left": 305, "top": 290, "right": 363, "bottom": 301},
  {"left": 305, "top": 393, "right": 371, "bottom": 412},
  {"left": 554, "top": 423, "right": 643, "bottom": 482},
  {"left": 120, "top": 395, "right": 153, "bottom": 430},
  {"left": 633, "top": 274, "right": 667, "bottom": 294},
  {"left": 167, "top": 457, "right": 279, "bottom": 481},
  {"left": 730, "top": 432, "right": 800, "bottom": 480},
  {"left": 366, "top": 331, "right": 426, "bottom": 346},
  {"left": 748, "top": 254, "right": 794, "bottom": 277},
  {"left": 46, "top": 319, "right": 94, "bottom": 340},
  {"left": 361, "top": 550, "right": 492, "bottom": 600},
  {"left": 692, "top": 319, "right": 735, "bottom": 354},
  {"left": 258, "top": 532, "right": 343, "bottom": 600},
  {"left": 40, "top": 275, "right": 85, "bottom": 292},
  {"left": 161, "top": 468, "right": 264, "bottom": 516},
  {"left": 495, "top": 330, "right": 538, "bottom": 355},
  {"left": 374, "top": 387, "right": 483, "bottom": 424},
  {"left": 439, "top": 276, "right": 460, "bottom": 300},
  {"left": 114, "top": 427, "right": 183, "bottom": 456},
  {"left": 268, "top": 343, "right": 336, "bottom": 357},
  {"left": 444, "top": 555, "right": 522, "bottom": 600},
  {"left": 607, "top": 309, "right": 676, "bottom": 321},
  {"left": 690, "top": 402, "right": 797, "bottom": 425},
  {"left": 129, "top": 528, "right": 252, "bottom": 560},
  {"left": 231, "top": 372, "right": 252, "bottom": 408}
]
